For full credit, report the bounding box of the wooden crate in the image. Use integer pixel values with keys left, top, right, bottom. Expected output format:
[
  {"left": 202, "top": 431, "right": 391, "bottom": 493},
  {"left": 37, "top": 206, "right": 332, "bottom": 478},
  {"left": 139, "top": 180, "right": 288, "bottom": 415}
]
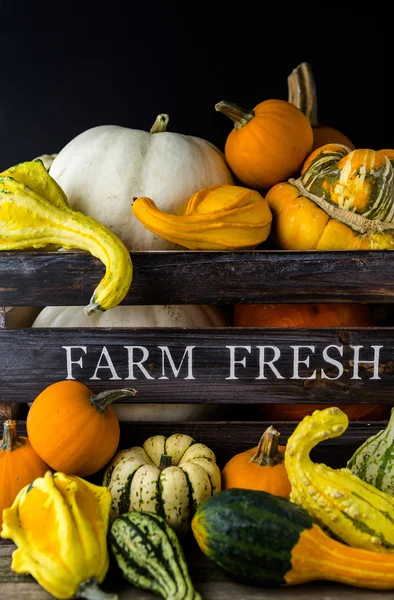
[{"left": 1, "top": 249, "right": 393, "bottom": 599}]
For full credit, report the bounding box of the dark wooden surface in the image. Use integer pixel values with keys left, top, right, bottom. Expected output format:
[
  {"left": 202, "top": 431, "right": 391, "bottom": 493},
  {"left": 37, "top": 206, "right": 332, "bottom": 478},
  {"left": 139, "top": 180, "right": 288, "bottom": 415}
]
[
  {"left": 7, "top": 420, "right": 386, "bottom": 472},
  {"left": 1, "top": 250, "right": 394, "bottom": 305},
  {"left": 1, "top": 541, "right": 392, "bottom": 599},
  {"left": 1, "top": 327, "right": 394, "bottom": 404}
]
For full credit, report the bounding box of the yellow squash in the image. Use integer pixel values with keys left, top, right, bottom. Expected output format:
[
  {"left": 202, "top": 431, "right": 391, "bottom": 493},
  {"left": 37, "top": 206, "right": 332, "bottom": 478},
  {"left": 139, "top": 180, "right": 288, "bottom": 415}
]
[
  {"left": 1, "top": 471, "right": 116, "bottom": 600},
  {"left": 132, "top": 183, "right": 272, "bottom": 250},
  {"left": 285, "top": 407, "right": 394, "bottom": 553},
  {"left": 0, "top": 159, "right": 132, "bottom": 314}
]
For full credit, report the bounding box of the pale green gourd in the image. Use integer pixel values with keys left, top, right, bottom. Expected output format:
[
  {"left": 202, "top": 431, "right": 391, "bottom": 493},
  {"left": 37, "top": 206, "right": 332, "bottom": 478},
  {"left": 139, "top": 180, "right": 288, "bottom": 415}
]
[{"left": 347, "top": 407, "right": 394, "bottom": 495}]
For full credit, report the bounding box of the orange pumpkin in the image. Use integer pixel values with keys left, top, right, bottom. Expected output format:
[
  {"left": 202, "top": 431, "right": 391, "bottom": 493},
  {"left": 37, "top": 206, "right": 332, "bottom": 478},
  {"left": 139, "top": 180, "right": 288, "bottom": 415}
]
[
  {"left": 26, "top": 380, "right": 135, "bottom": 476},
  {"left": 234, "top": 303, "right": 389, "bottom": 421},
  {"left": 0, "top": 420, "right": 48, "bottom": 526},
  {"left": 215, "top": 98, "right": 313, "bottom": 190},
  {"left": 221, "top": 425, "right": 291, "bottom": 498},
  {"left": 288, "top": 62, "right": 355, "bottom": 151}
]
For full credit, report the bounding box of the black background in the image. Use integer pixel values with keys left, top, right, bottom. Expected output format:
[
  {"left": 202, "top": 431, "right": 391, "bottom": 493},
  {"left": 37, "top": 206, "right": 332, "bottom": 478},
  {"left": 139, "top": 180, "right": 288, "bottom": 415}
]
[{"left": 0, "top": 3, "right": 390, "bottom": 171}]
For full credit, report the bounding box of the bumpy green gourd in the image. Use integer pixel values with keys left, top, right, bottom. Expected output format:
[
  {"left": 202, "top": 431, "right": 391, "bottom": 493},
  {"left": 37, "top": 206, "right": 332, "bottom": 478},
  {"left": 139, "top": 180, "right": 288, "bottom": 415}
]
[
  {"left": 110, "top": 511, "right": 201, "bottom": 600},
  {"left": 347, "top": 407, "right": 394, "bottom": 495},
  {"left": 285, "top": 406, "right": 394, "bottom": 552},
  {"left": 0, "top": 160, "right": 132, "bottom": 314}
]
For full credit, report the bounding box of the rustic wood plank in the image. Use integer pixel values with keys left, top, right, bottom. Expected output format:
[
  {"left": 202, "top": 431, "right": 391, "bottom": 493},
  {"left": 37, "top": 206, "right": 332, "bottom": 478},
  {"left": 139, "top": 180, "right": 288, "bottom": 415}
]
[
  {"left": 1, "top": 545, "right": 392, "bottom": 599},
  {"left": 0, "top": 306, "right": 12, "bottom": 420},
  {"left": 1, "top": 250, "right": 394, "bottom": 305},
  {"left": 1, "top": 328, "right": 394, "bottom": 404},
  {"left": 2, "top": 420, "right": 385, "bottom": 473}
]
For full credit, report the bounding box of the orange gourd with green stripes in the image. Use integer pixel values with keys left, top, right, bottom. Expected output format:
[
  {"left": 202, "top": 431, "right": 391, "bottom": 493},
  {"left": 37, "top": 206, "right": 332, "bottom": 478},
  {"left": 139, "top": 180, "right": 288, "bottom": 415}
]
[
  {"left": 192, "top": 488, "right": 394, "bottom": 589},
  {"left": 266, "top": 144, "right": 394, "bottom": 250}
]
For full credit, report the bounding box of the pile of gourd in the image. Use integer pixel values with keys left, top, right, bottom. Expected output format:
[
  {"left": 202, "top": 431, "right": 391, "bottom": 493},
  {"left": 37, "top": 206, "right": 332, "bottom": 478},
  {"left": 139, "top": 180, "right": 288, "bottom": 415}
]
[
  {"left": 3, "top": 390, "right": 394, "bottom": 597},
  {"left": 2, "top": 62, "right": 394, "bottom": 424}
]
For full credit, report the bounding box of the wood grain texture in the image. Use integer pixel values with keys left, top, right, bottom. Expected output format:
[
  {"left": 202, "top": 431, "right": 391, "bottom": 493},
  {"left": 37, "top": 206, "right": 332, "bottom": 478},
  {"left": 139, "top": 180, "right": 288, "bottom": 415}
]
[
  {"left": 1, "top": 250, "right": 394, "bottom": 305},
  {"left": 1, "top": 328, "right": 394, "bottom": 404},
  {"left": 0, "top": 544, "right": 392, "bottom": 599},
  {"left": 1, "top": 420, "right": 384, "bottom": 474}
]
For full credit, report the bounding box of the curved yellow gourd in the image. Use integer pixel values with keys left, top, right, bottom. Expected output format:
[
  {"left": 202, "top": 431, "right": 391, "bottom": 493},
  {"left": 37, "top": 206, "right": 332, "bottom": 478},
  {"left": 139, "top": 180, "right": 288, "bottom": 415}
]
[
  {"left": 0, "top": 160, "right": 132, "bottom": 314},
  {"left": 132, "top": 183, "right": 272, "bottom": 250},
  {"left": 285, "top": 407, "right": 394, "bottom": 553}
]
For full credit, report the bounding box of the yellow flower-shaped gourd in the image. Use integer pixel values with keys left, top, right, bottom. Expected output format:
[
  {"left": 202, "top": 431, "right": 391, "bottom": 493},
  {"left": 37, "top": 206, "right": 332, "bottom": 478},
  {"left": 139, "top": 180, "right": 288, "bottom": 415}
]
[{"left": 1, "top": 471, "right": 117, "bottom": 600}]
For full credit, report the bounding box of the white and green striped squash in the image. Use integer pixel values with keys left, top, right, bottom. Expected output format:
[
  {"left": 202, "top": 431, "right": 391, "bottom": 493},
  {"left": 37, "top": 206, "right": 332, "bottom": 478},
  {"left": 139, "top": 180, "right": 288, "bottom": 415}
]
[
  {"left": 110, "top": 511, "right": 201, "bottom": 600},
  {"left": 103, "top": 433, "right": 221, "bottom": 534},
  {"left": 347, "top": 408, "right": 394, "bottom": 495}
]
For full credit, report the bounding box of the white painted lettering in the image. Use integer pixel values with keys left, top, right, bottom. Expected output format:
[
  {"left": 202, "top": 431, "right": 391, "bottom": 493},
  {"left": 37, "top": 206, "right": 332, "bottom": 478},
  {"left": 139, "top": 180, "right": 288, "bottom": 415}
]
[
  {"left": 291, "top": 345, "right": 316, "bottom": 380},
  {"left": 321, "top": 345, "right": 344, "bottom": 380},
  {"left": 90, "top": 347, "right": 121, "bottom": 380},
  {"left": 124, "top": 346, "right": 154, "bottom": 380},
  {"left": 62, "top": 346, "right": 87, "bottom": 380},
  {"left": 226, "top": 346, "right": 251, "bottom": 380},
  {"left": 256, "top": 346, "right": 284, "bottom": 379},
  {"left": 158, "top": 346, "right": 195, "bottom": 379},
  {"left": 351, "top": 345, "right": 382, "bottom": 380}
]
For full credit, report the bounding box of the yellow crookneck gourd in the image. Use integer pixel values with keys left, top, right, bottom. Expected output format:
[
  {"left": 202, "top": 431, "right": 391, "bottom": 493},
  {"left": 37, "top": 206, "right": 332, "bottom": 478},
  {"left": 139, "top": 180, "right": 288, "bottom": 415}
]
[
  {"left": 1, "top": 471, "right": 117, "bottom": 600},
  {"left": 285, "top": 407, "right": 394, "bottom": 553},
  {"left": 0, "top": 160, "right": 132, "bottom": 314},
  {"left": 132, "top": 183, "right": 272, "bottom": 250}
]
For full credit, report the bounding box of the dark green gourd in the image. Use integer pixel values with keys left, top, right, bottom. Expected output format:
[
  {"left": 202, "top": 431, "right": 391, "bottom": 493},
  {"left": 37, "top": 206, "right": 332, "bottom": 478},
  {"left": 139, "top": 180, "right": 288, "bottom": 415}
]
[{"left": 109, "top": 511, "right": 201, "bottom": 600}]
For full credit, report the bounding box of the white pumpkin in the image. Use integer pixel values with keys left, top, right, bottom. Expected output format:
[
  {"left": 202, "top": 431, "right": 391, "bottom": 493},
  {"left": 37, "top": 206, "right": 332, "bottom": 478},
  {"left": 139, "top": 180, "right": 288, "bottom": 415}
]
[
  {"left": 32, "top": 304, "right": 228, "bottom": 421},
  {"left": 49, "top": 114, "right": 234, "bottom": 250}
]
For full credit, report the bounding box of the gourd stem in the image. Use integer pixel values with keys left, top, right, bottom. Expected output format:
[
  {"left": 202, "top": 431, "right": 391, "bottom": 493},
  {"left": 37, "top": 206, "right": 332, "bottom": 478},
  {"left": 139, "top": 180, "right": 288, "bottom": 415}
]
[
  {"left": 250, "top": 426, "right": 283, "bottom": 466},
  {"left": 288, "top": 62, "right": 319, "bottom": 127},
  {"left": 77, "top": 577, "right": 118, "bottom": 600},
  {"left": 159, "top": 454, "right": 172, "bottom": 471},
  {"left": 150, "top": 114, "right": 169, "bottom": 134},
  {"left": 289, "top": 177, "right": 394, "bottom": 235},
  {"left": 0, "top": 420, "right": 23, "bottom": 451},
  {"left": 215, "top": 101, "right": 255, "bottom": 130},
  {"left": 90, "top": 389, "right": 137, "bottom": 415}
]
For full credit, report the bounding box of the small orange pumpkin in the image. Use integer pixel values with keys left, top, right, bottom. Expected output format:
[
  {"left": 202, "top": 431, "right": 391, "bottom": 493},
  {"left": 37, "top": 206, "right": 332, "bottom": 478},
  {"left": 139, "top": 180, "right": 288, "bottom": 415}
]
[
  {"left": 221, "top": 426, "right": 291, "bottom": 498},
  {"left": 215, "top": 98, "right": 313, "bottom": 190},
  {"left": 234, "top": 303, "right": 389, "bottom": 422},
  {"left": 0, "top": 420, "right": 48, "bottom": 526},
  {"left": 288, "top": 62, "right": 355, "bottom": 151},
  {"left": 26, "top": 380, "right": 135, "bottom": 476}
]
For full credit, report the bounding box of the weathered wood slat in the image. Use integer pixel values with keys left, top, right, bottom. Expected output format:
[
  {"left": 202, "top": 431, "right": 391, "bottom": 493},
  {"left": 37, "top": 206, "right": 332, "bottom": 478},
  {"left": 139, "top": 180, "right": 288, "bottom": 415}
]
[
  {"left": 1, "top": 250, "right": 394, "bottom": 305},
  {"left": 0, "top": 544, "right": 391, "bottom": 599},
  {"left": 1, "top": 328, "right": 394, "bottom": 404},
  {"left": 0, "top": 306, "right": 12, "bottom": 420},
  {"left": 5, "top": 420, "right": 385, "bottom": 472}
]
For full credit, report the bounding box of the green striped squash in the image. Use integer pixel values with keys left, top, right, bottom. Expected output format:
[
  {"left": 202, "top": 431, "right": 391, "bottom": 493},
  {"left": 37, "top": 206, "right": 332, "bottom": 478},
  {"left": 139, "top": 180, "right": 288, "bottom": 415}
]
[
  {"left": 301, "top": 144, "right": 394, "bottom": 222},
  {"left": 110, "top": 511, "right": 201, "bottom": 600},
  {"left": 192, "top": 488, "right": 313, "bottom": 586},
  {"left": 103, "top": 433, "right": 221, "bottom": 534},
  {"left": 347, "top": 408, "right": 394, "bottom": 495}
]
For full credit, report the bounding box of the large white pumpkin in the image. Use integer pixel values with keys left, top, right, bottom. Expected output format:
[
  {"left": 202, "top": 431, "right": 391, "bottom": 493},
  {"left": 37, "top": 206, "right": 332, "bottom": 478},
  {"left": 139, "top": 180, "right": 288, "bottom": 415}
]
[
  {"left": 49, "top": 115, "right": 234, "bottom": 250},
  {"left": 32, "top": 304, "right": 228, "bottom": 421}
]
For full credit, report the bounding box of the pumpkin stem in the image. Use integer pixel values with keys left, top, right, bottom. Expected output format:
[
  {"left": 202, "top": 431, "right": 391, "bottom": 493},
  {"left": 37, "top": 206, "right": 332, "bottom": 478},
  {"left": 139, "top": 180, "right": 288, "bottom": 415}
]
[
  {"left": 0, "top": 420, "right": 23, "bottom": 451},
  {"left": 150, "top": 114, "right": 169, "bottom": 134},
  {"left": 250, "top": 426, "right": 283, "bottom": 467},
  {"left": 215, "top": 101, "right": 255, "bottom": 130},
  {"left": 159, "top": 453, "right": 172, "bottom": 471},
  {"left": 77, "top": 577, "right": 118, "bottom": 600},
  {"left": 288, "top": 62, "right": 319, "bottom": 127},
  {"left": 90, "top": 389, "right": 137, "bottom": 414}
]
